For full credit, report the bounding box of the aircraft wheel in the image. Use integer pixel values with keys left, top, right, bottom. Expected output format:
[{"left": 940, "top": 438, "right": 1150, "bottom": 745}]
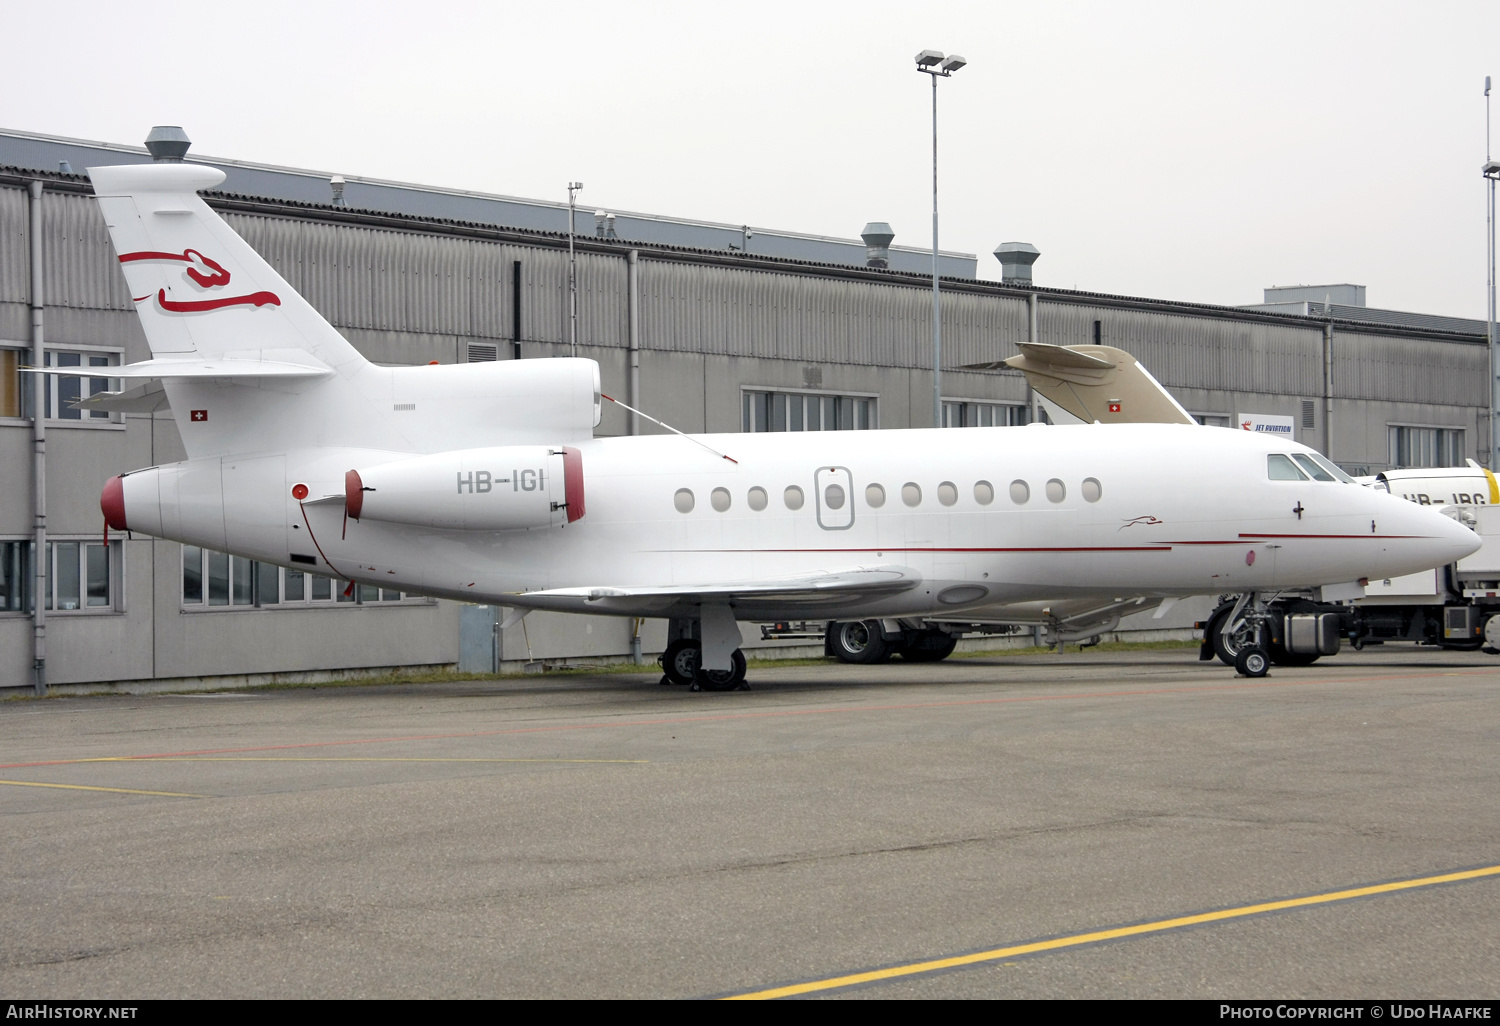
[
  {"left": 694, "top": 649, "right": 747, "bottom": 692},
  {"left": 660, "top": 639, "right": 700, "bottom": 686},
  {"left": 827, "top": 620, "right": 891, "bottom": 664},
  {"left": 1234, "top": 646, "right": 1270, "bottom": 678},
  {"left": 898, "top": 629, "right": 957, "bottom": 662}
]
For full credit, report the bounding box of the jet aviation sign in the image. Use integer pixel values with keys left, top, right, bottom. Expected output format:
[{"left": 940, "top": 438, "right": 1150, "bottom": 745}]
[
  {"left": 1238, "top": 413, "right": 1294, "bottom": 436},
  {"left": 119, "top": 248, "right": 281, "bottom": 313}
]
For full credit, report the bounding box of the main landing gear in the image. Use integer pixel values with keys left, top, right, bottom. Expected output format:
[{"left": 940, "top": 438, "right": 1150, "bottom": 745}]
[{"left": 659, "top": 639, "right": 749, "bottom": 691}]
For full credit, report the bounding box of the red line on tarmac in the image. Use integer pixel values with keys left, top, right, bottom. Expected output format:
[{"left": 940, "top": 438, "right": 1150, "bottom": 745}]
[{"left": 2, "top": 668, "right": 1493, "bottom": 771}]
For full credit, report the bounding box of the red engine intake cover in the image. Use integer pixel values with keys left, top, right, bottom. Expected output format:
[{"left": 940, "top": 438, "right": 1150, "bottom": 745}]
[
  {"left": 101, "top": 475, "right": 128, "bottom": 531},
  {"left": 345, "top": 469, "right": 365, "bottom": 520}
]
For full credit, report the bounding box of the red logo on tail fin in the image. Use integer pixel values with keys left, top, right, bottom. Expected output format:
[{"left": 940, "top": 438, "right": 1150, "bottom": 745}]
[{"left": 119, "top": 249, "right": 231, "bottom": 287}]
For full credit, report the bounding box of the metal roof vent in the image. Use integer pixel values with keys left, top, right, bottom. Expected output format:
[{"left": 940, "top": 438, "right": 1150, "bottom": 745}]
[
  {"left": 330, "top": 175, "right": 347, "bottom": 207},
  {"left": 594, "top": 210, "right": 616, "bottom": 238},
  {"left": 994, "top": 241, "right": 1040, "bottom": 285},
  {"left": 861, "top": 222, "right": 895, "bottom": 269},
  {"left": 144, "top": 126, "right": 191, "bottom": 163}
]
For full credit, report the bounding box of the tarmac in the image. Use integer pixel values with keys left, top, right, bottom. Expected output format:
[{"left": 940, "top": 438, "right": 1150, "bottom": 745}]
[{"left": 1, "top": 646, "right": 1497, "bottom": 999}]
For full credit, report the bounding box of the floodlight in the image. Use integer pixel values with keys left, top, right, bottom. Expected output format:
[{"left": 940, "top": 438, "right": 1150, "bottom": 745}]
[
  {"left": 940, "top": 54, "right": 967, "bottom": 73},
  {"left": 1484, "top": 159, "right": 1500, "bottom": 179},
  {"left": 915, "top": 50, "right": 944, "bottom": 68}
]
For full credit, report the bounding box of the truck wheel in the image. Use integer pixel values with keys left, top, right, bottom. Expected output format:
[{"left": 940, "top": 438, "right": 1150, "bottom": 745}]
[
  {"left": 1268, "top": 640, "right": 1319, "bottom": 667},
  {"left": 898, "top": 629, "right": 957, "bottom": 662},
  {"left": 1208, "top": 605, "right": 1254, "bottom": 667},
  {"left": 1234, "top": 647, "right": 1270, "bottom": 678},
  {"left": 827, "top": 620, "right": 891, "bottom": 664}
]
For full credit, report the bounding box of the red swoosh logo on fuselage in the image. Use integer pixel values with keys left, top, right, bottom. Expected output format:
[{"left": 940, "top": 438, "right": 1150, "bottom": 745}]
[{"left": 156, "top": 289, "right": 281, "bottom": 313}]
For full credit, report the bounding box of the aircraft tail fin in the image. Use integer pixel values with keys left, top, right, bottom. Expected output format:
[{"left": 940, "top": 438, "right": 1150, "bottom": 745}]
[{"left": 88, "top": 163, "right": 365, "bottom": 371}]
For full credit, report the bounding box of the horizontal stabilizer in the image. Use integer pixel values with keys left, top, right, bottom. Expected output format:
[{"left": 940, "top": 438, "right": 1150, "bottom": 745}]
[
  {"left": 69, "top": 379, "right": 170, "bottom": 414},
  {"left": 32, "top": 348, "right": 335, "bottom": 382}
]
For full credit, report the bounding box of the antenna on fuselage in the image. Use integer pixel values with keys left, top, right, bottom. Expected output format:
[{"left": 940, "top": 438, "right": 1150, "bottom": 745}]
[{"left": 601, "top": 394, "right": 738, "bottom": 464}]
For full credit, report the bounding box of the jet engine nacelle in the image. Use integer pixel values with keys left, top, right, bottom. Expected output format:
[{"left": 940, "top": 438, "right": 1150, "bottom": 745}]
[{"left": 346, "top": 445, "right": 585, "bottom": 531}]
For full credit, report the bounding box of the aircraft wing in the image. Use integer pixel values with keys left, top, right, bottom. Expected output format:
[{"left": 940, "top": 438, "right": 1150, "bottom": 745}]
[
  {"left": 966, "top": 342, "right": 1196, "bottom": 425},
  {"left": 516, "top": 565, "right": 922, "bottom": 616}
]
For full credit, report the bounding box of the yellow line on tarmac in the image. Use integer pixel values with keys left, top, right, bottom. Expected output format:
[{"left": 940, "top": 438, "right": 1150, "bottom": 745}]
[
  {"left": 725, "top": 863, "right": 1500, "bottom": 999},
  {"left": 79, "top": 757, "right": 647, "bottom": 764},
  {"left": 0, "top": 779, "right": 207, "bottom": 798}
]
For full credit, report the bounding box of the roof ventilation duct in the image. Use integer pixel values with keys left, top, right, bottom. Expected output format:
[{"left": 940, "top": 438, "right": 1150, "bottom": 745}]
[
  {"left": 330, "top": 175, "right": 347, "bottom": 207},
  {"left": 144, "top": 126, "right": 191, "bottom": 163},
  {"left": 994, "top": 241, "right": 1040, "bottom": 285},
  {"left": 861, "top": 222, "right": 895, "bottom": 269}
]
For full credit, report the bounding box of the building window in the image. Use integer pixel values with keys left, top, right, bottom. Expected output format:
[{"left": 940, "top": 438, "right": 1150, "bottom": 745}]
[
  {"left": 0, "top": 345, "right": 121, "bottom": 422},
  {"left": 0, "top": 539, "right": 120, "bottom": 613},
  {"left": 1192, "top": 413, "right": 1231, "bottom": 428},
  {"left": 0, "top": 347, "right": 23, "bottom": 419},
  {"left": 1389, "top": 426, "right": 1464, "bottom": 469},
  {"left": 941, "top": 400, "right": 1030, "bottom": 428},
  {"left": 742, "top": 390, "right": 876, "bottom": 432},
  {"left": 182, "top": 546, "right": 417, "bottom": 609}
]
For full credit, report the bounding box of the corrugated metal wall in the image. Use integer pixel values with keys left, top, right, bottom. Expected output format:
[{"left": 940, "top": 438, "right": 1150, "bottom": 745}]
[
  {"left": 639, "top": 262, "right": 1029, "bottom": 367},
  {"left": 1044, "top": 304, "right": 1325, "bottom": 396},
  {"left": 40, "top": 191, "right": 134, "bottom": 312},
  {"left": 0, "top": 186, "right": 26, "bottom": 308},
  {"left": 9, "top": 185, "right": 1486, "bottom": 421},
  {"left": 1334, "top": 330, "right": 1487, "bottom": 407}
]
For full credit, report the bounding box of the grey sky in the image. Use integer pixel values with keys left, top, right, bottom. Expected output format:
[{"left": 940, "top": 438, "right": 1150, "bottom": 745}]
[{"left": 4, "top": 0, "right": 1498, "bottom": 317}]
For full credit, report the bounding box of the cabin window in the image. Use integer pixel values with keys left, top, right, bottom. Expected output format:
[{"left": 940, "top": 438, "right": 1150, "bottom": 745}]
[
  {"left": 711, "top": 487, "right": 732, "bottom": 512},
  {"left": 866, "top": 483, "right": 886, "bottom": 508},
  {"left": 937, "top": 482, "right": 958, "bottom": 506},
  {"left": 784, "top": 486, "right": 805, "bottom": 510},
  {"left": 1046, "top": 479, "right": 1066, "bottom": 503},
  {"left": 1267, "top": 454, "right": 1307, "bottom": 481},
  {"left": 1081, "top": 478, "right": 1102, "bottom": 502},
  {"left": 1291, "top": 454, "right": 1336, "bottom": 482},
  {"left": 674, "top": 488, "right": 696, "bottom": 513},
  {"left": 974, "top": 481, "right": 994, "bottom": 505},
  {"left": 902, "top": 483, "right": 922, "bottom": 507},
  {"left": 1010, "top": 480, "right": 1030, "bottom": 504},
  {"left": 824, "top": 483, "right": 846, "bottom": 510},
  {"left": 747, "top": 486, "right": 768, "bottom": 511}
]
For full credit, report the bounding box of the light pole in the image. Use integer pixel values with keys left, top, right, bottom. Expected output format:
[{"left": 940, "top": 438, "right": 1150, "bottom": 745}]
[
  {"left": 916, "top": 49, "right": 966, "bottom": 428},
  {"left": 568, "top": 181, "right": 583, "bottom": 357},
  {"left": 1485, "top": 78, "right": 1499, "bottom": 470}
]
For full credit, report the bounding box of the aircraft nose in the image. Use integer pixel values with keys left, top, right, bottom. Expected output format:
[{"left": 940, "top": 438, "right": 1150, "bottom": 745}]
[{"left": 1392, "top": 500, "right": 1481, "bottom": 572}]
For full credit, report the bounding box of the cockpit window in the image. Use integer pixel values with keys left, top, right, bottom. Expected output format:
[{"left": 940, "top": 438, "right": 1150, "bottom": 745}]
[
  {"left": 1292, "top": 454, "right": 1336, "bottom": 482},
  {"left": 1309, "top": 453, "right": 1356, "bottom": 483},
  {"left": 1267, "top": 454, "right": 1308, "bottom": 481}
]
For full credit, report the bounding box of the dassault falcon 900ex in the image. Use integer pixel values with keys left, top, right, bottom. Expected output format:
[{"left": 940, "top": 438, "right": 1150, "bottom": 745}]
[{"left": 85, "top": 163, "right": 1478, "bottom": 688}]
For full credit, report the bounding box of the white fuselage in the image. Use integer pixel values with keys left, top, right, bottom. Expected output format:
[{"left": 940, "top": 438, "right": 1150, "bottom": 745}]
[{"left": 121, "top": 422, "right": 1479, "bottom": 623}]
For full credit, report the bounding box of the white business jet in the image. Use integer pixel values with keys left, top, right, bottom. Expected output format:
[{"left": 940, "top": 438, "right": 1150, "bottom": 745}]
[{"left": 86, "top": 163, "right": 1477, "bottom": 687}]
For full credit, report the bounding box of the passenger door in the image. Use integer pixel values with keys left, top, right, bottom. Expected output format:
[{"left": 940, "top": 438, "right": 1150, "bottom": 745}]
[{"left": 814, "top": 466, "right": 855, "bottom": 531}]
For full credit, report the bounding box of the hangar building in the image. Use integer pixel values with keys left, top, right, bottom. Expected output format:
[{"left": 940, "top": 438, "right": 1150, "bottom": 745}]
[{"left": 0, "top": 128, "right": 1489, "bottom": 693}]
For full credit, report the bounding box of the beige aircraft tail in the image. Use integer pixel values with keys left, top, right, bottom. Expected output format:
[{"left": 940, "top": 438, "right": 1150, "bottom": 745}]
[{"left": 990, "top": 343, "right": 1196, "bottom": 425}]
